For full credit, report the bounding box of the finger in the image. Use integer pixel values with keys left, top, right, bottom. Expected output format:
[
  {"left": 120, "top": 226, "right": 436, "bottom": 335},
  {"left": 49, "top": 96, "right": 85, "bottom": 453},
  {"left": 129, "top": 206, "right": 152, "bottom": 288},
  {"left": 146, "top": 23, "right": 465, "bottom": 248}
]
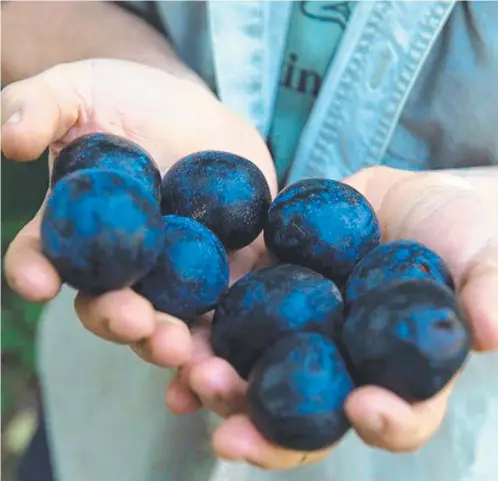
[
  {"left": 165, "top": 373, "right": 203, "bottom": 414},
  {"left": 1, "top": 64, "right": 86, "bottom": 160},
  {"left": 161, "top": 322, "right": 213, "bottom": 413},
  {"left": 183, "top": 323, "right": 214, "bottom": 362},
  {"left": 346, "top": 382, "right": 453, "bottom": 452},
  {"left": 188, "top": 357, "right": 247, "bottom": 418},
  {"left": 131, "top": 313, "right": 192, "bottom": 367},
  {"left": 458, "top": 239, "right": 498, "bottom": 351},
  {"left": 213, "top": 414, "right": 332, "bottom": 470},
  {"left": 74, "top": 288, "right": 156, "bottom": 344},
  {"left": 174, "top": 323, "right": 215, "bottom": 387},
  {"left": 3, "top": 212, "right": 61, "bottom": 302}
]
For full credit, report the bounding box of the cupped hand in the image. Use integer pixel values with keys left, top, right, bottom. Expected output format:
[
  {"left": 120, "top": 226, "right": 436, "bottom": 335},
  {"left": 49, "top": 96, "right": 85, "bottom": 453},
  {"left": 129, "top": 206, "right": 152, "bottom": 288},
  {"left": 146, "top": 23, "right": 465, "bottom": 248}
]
[
  {"left": 167, "top": 166, "right": 498, "bottom": 469},
  {"left": 1, "top": 58, "right": 277, "bottom": 367}
]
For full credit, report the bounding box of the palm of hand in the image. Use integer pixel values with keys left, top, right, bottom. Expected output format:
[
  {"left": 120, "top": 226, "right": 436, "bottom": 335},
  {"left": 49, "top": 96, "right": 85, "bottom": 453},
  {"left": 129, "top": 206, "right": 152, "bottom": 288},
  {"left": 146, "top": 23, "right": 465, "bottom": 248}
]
[{"left": 167, "top": 167, "right": 498, "bottom": 469}]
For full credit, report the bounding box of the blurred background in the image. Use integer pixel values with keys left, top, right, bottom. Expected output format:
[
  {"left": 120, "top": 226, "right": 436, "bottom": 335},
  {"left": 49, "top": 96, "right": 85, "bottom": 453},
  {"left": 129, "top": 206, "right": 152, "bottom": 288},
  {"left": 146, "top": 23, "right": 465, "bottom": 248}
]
[{"left": 2, "top": 152, "right": 49, "bottom": 480}]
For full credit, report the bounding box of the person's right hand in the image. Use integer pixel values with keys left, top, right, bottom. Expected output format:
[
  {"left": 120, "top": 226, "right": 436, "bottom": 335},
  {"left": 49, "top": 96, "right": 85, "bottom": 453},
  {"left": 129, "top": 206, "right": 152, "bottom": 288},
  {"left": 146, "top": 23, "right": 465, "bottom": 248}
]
[{"left": 1, "top": 58, "right": 278, "bottom": 368}]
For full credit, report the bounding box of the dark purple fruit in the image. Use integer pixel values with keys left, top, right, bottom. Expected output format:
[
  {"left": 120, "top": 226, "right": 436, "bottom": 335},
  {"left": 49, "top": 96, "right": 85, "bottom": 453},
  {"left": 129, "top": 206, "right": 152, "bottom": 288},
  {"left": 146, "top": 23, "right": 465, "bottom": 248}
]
[
  {"left": 51, "top": 133, "right": 161, "bottom": 202},
  {"left": 345, "top": 240, "right": 454, "bottom": 305},
  {"left": 248, "top": 333, "right": 354, "bottom": 451},
  {"left": 264, "top": 179, "right": 380, "bottom": 286},
  {"left": 211, "top": 264, "right": 344, "bottom": 380},
  {"left": 160, "top": 150, "right": 271, "bottom": 250},
  {"left": 133, "top": 215, "right": 229, "bottom": 320},
  {"left": 41, "top": 169, "right": 164, "bottom": 294},
  {"left": 342, "top": 278, "right": 470, "bottom": 402}
]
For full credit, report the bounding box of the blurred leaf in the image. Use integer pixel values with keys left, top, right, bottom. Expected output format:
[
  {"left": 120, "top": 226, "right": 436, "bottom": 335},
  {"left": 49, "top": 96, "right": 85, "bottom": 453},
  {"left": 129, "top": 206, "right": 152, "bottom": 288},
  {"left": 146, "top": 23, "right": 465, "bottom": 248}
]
[
  {"left": 1, "top": 324, "right": 24, "bottom": 352},
  {"left": 1, "top": 381, "right": 14, "bottom": 415},
  {"left": 4, "top": 408, "right": 38, "bottom": 454},
  {"left": 22, "top": 301, "right": 45, "bottom": 327},
  {"left": 1, "top": 153, "right": 48, "bottom": 222},
  {"left": 1, "top": 218, "right": 28, "bottom": 248},
  {"left": 2, "top": 152, "right": 49, "bottom": 421}
]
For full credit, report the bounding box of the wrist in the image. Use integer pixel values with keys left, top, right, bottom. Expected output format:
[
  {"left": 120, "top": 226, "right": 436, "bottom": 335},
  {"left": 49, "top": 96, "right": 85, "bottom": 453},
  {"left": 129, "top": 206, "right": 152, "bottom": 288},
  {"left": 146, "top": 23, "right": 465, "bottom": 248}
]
[{"left": 1, "top": 1, "right": 202, "bottom": 87}]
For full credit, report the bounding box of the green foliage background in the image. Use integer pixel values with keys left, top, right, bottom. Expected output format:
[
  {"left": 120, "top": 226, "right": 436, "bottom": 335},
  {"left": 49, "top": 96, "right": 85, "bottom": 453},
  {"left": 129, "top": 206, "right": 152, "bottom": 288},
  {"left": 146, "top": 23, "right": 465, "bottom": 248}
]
[{"left": 2, "top": 153, "right": 49, "bottom": 417}]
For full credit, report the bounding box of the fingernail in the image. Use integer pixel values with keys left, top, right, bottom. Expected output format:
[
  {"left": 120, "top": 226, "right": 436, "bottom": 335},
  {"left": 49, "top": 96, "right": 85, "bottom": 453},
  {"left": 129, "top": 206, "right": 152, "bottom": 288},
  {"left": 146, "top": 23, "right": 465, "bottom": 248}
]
[
  {"left": 130, "top": 339, "right": 152, "bottom": 360},
  {"left": 4, "top": 110, "right": 21, "bottom": 125},
  {"left": 245, "top": 458, "right": 269, "bottom": 471}
]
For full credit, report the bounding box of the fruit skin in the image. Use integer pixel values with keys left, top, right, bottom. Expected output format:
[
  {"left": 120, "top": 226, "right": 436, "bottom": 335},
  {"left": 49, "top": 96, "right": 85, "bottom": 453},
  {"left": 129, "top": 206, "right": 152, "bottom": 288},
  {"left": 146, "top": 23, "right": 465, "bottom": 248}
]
[
  {"left": 345, "top": 240, "right": 454, "bottom": 305},
  {"left": 160, "top": 150, "right": 271, "bottom": 250},
  {"left": 211, "top": 264, "right": 344, "bottom": 380},
  {"left": 264, "top": 179, "right": 380, "bottom": 286},
  {"left": 41, "top": 169, "right": 165, "bottom": 294},
  {"left": 342, "top": 278, "right": 471, "bottom": 402},
  {"left": 133, "top": 215, "right": 230, "bottom": 320},
  {"left": 248, "top": 333, "right": 354, "bottom": 451},
  {"left": 51, "top": 133, "right": 162, "bottom": 202}
]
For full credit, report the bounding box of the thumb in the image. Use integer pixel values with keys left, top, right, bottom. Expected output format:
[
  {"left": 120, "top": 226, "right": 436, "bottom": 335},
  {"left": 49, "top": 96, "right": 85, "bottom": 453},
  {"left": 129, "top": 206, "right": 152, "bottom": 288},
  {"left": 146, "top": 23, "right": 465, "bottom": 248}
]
[{"left": 1, "top": 63, "right": 88, "bottom": 161}]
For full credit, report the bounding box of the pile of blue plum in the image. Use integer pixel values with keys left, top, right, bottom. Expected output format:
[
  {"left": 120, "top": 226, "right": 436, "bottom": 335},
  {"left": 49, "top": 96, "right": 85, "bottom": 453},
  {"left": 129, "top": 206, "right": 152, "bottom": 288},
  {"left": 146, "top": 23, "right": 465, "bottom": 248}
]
[
  {"left": 41, "top": 133, "right": 270, "bottom": 319},
  {"left": 41, "top": 133, "right": 471, "bottom": 453}
]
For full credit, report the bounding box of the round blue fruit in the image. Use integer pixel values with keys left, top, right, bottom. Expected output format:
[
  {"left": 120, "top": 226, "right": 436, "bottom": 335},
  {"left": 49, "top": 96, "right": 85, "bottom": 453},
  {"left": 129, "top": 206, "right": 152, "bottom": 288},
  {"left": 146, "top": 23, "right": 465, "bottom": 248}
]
[
  {"left": 51, "top": 133, "right": 162, "bottom": 202},
  {"left": 211, "top": 264, "right": 344, "bottom": 380},
  {"left": 160, "top": 150, "right": 271, "bottom": 250},
  {"left": 248, "top": 333, "right": 354, "bottom": 451},
  {"left": 41, "top": 169, "right": 165, "bottom": 294},
  {"left": 264, "top": 179, "right": 380, "bottom": 286},
  {"left": 133, "top": 215, "right": 230, "bottom": 320},
  {"left": 342, "top": 278, "right": 470, "bottom": 402},
  {"left": 345, "top": 240, "right": 454, "bottom": 305}
]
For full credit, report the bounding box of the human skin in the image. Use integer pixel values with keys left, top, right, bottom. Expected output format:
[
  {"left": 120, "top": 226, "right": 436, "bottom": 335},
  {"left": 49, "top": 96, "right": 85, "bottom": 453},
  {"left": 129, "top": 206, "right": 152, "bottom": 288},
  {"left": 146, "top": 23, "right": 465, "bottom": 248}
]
[{"left": 2, "top": 0, "right": 498, "bottom": 470}]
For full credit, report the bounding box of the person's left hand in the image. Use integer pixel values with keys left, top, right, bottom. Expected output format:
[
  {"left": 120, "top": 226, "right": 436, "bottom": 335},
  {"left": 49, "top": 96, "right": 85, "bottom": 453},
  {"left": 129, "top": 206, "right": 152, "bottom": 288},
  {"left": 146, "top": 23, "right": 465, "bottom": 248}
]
[{"left": 165, "top": 166, "right": 498, "bottom": 470}]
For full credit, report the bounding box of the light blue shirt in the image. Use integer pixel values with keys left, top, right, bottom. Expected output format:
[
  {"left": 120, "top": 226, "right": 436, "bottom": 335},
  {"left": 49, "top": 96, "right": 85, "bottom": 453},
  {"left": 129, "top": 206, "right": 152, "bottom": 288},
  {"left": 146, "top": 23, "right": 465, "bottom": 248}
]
[
  {"left": 267, "top": 1, "right": 355, "bottom": 185},
  {"left": 150, "top": 0, "right": 498, "bottom": 182}
]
